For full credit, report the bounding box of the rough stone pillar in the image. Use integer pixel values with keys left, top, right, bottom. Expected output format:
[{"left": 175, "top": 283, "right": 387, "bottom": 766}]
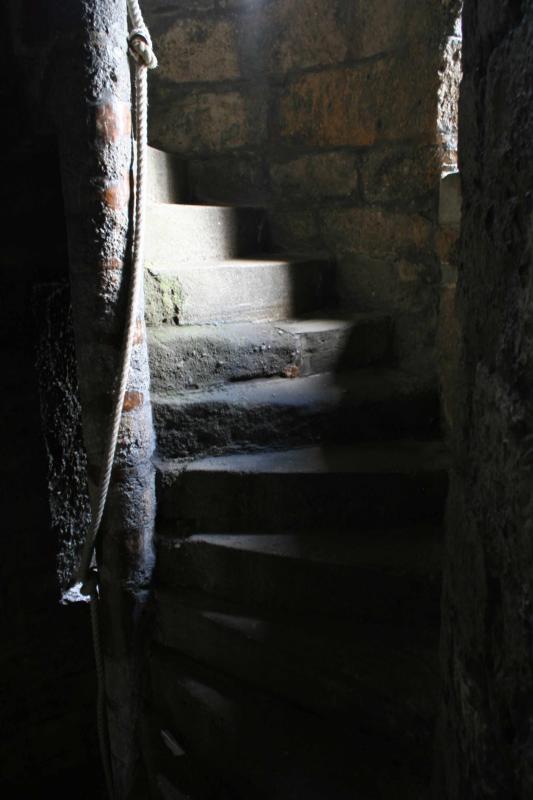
[
  {"left": 437, "top": 3, "right": 533, "bottom": 798},
  {"left": 50, "top": 1, "right": 155, "bottom": 795}
]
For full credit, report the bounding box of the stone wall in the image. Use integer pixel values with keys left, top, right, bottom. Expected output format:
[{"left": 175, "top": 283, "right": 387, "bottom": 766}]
[
  {"left": 438, "top": 3, "right": 533, "bottom": 797},
  {"left": 1, "top": 3, "right": 103, "bottom": 796},
  {"left": 145, "top": 0, "right": 462, "bottom": 375}
]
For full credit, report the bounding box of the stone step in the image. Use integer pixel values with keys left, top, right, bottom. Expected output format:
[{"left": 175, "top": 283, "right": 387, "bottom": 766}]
[
  {"left": 152, "top": 369, "right": 439, "bottom": 459},
  {"left": 148, "top": 313, "right": 393, "bottom": 394},
  {"left": 155, "top": 525, "right": 442, "bottom": 628},
  {"left": 150, "top": 648, "right": 432, "bottom": 800},
  {"left": 155, "top": 440, "right": 449, "bottom": 535},
  {"left": 145, "top": 254, "right": 334, "bottom": 326},
  {"left": 147, "top": 146, "right": 189, "bottom": 205},
  {"left": 155, "top": 775, "right": 191, "bottom": 800},
  {"left": 145, "top": 203, "right": 267, "bottom": 269},
  {"left": 153, "top": 591, "right": 438, "bottom": 736}
]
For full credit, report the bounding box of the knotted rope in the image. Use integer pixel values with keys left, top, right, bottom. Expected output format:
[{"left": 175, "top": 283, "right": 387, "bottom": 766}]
[{"left": 66, "top": 2, "right": 157, "bottom": 797}]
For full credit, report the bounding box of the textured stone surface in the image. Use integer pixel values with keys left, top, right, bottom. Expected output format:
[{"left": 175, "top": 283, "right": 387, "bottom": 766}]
[
  {"left": 270, "top": 151, "right": 359, "bottom": 202},
  {"left": 188, "top": 153, "right": 268, "bottom": 205},
  {"left": 54, "top": 1, "right": 156, "bottom": 794},
  {"left": 145, "top": 204, "right": 266, "bottom": 267},
  {"left": 147, "top": 146, "right": 189, "bottom": 204},
  {"left": 335, "top": 252, "right": 440, "bottom": 374},
  {"left": 149, "top": 648, "right": 433, "bottom": 800},
  {"left": 148, "top": 314, "right": 391, "bottom": 393},
  {"left": 436, "top": 282, "right": 460, "bottom": 435},
  {"left": 156, "top": 527, "right": 442, "bottom": 627},
  {"left": 349, "top": 0, "right": 417, "bottom": 58},
  {"left": 155, "top": 18, "right": 240, "bottom": 84},
  {"left": 438, "top": 34, "right": 462, "bottom": 173},
  {"left": 149, "top": 321, "right": 299, "bottom": 392},
  {"left": 145, "top": 256, "right": 333, "bottom": 326},
  {"left": 268, "top": 209, "right": 323, "bottom": 253},
  {"left": 2, "top": 2, "right": 469, "bottom": 796},
  {"left": 145, "top": 0, "right": 461, "bottom": 376},
  {"left": 268, "top": 0, "right": 349, "bottom": 72},
  {"left": 437, "top": 4, "right": 533, "bottom": 799},
  {"left": 152, "top": 368, "right": 439, "bottom": 459},
  {"left": 0, "top": 5, "right": 104, "bottom": 792},
  {"left": 360, "top": 145, "right": 440, "bottom": 211},
  {"left": 268, "top": 0, "right": 447, "bottom": 72},
  {"left": 153, "top": 591, "right": 439, "bottom": 733},
  {"left": 278, "top": 50, "right": 437, "bottom": 147},
  {"left": 151, "top": 89, "right": 257, "bottom": 153},
  {"left": 34, "top": 284, "right": 91, "bottom": 592},
  {"left": 156, "top": 440, "right": 449, "bottom": 535},
  {"left": 320, "top": 207, "right": 433, "bottom": 258}
]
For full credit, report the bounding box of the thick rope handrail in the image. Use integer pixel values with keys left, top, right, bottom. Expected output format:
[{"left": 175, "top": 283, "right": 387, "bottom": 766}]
[{"left": 65, "top": 2, "right": 157, "bottom": 797}]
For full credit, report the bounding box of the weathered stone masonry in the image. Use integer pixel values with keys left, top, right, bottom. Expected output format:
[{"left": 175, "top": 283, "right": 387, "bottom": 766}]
[
  {"left": 438, "top": 3, "right": 533, "bottom": 798},
  {"left": 0, "top": 3, "right": 103, "bottom": 794},
  {"left": 51, "top": 1, "right": 156, "bottom": 795},
  {"left": 145, "top": 0, "right": 462, "bottom": 377}
]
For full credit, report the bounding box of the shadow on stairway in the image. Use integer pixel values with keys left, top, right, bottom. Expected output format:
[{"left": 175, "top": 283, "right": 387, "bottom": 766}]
[{"left": 141, "top": 146, "right": 449, "bottom": 800}]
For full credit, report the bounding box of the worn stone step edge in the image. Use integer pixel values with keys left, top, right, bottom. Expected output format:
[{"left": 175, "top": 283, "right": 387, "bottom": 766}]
[
  {"left": 145, "top": 254, "right": 335, "bottom": 326},
  {"left": 151, "top": 648, "right": 430, "bottom": 800},
  {"left": 151, "top": 369, "right": 440, "bottom": 459},
  {"left": 153, "top": 589, "right": 438, "bottom": 725},
  {"left": 147, "top": 313, "right": 393, "bottom": 393},
  {"left": 154, "top": 526, "right": 442, "bottom": 624},
  {"left": 155, "top": 440, "right": 449, "bottom": 534},
  {"left": 146, "top": 146, "right": 189, "bottom": 205},
  {"left": 145, "top": 204, "right": 268, "bottom": 269},
  {"left": 151, "top": 646, "right": 433, "bottom": 800}
]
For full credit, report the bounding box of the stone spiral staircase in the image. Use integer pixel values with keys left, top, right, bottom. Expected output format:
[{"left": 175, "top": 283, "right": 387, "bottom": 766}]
[{"left": 142, "top": 147, "right": 449, "bottom": 800}]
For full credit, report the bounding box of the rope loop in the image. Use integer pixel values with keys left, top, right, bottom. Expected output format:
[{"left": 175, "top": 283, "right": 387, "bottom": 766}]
[{"left": 128, "top": 28, "right": 158, "bottom": 69}]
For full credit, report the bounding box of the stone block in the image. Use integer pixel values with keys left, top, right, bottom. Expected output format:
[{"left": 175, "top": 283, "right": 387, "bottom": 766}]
[
  {"left": 320, "top": 207, "right": 433, "bottom": 258},
  {"left": 156, "top": 525, "right": 442, "bottom": 626},
  {"left": 276, "top": 313, "right": 393, "bottom": 374},
  {"left": 148, "top": 322, "right": 299, "bottom": 393},
  {"left": 149, "top": 645, "right": 437, "bottom": 797},
  {"left": 155, "top": 18, "right": 240, "bottom": 83},
  {"left": 145, "top": 204, "right": 266, "bottom": 268},
  {"left": 267, "top": 0, "right": 435, "bottom": 73},
  {"left": 153, "top": 591, "right": 439, "bottom": 729},
  {"left": 336, "top": 253, "right": 398, "bottom": 311},
  {"left": 270, "top": 151, "right": 358, "bottom": 202},
  {"left": 145, "top": 256, "right": 332, "bottom": 326},
  {"left": 151, "top": 89, "right": 257, "bottom": 154},
  {"left": 336, "top": 252, "right": 440, "bottom": 374},
  {"left": 278, "top": 48, "right": 437, "bottom": 148},
  {"left": 189, "top": 154, "right": 268, "bottom": 206},
  {"left": 146, "top": 146, "right": 189, "bottom": 204},
  {"left": 347, "top": 0, "right": 411, "bottom": 59},
  {"left": 156, "top": 439, "right": 448, "bottom": 533},
  {"left": 148, "top": 314, "right": 392, "bottom": 394},
  {"left": 361, "top": 145, "right": 440, "bottom": 210},
  {"left": 268, "top": 0, "right": 349, "bottom": 72},
  {"left": 267, "top": 209, "right": 323, "bottom": 252},
  {"left": 152, "top": 368, "right": 440, "bottom": 459}
]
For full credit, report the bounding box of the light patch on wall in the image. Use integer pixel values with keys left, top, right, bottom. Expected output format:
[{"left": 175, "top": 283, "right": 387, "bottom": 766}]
[{"left": 438, "top": 11, "right": 462, "bottom": 175}]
